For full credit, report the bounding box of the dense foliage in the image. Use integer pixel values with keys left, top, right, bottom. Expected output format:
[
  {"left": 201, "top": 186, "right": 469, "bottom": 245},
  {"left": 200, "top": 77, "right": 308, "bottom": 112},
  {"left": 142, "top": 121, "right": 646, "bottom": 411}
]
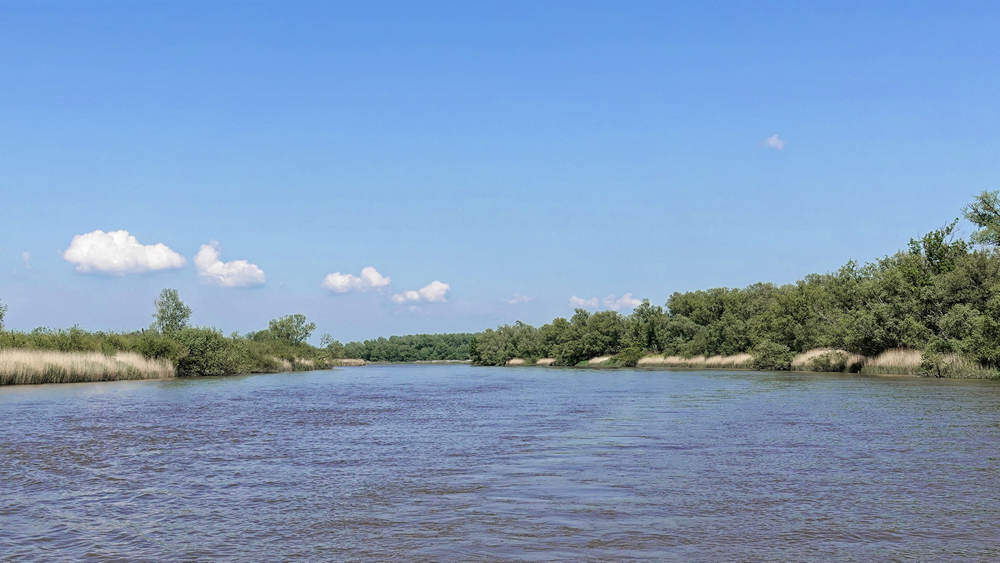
[
  {"left": 152, "top": 289, "right": 191, "bottom": 334},
  {"left": 330, "top": 333, "right": 473, "bottom": 362},
  {"left": 471, "top": 192, "right": 1000, "bottom": 373},
  {"left": 0, "top": 292, "right": 335, "bottom": 377}
]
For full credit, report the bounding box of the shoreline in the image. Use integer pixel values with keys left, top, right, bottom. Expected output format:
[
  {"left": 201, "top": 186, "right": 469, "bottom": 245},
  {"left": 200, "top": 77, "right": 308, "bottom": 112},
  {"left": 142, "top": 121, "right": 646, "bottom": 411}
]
[{"left": 499, "top": 356, "right": 999, "bottom": 381}]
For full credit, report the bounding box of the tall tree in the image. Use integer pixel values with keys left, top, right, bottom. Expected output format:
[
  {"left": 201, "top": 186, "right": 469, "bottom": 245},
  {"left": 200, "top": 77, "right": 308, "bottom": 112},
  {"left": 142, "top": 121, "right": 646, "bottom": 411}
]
[
  {"left": 152, "top": 289, "right": 192, "bottom": 334},
  {"left": 268, "top": 314, "right": 316, "bottom": 345},
  {"left": 964, "top": 190, "right": 1000, "bottom": 246},
  {"left": 0, "top": 298, "right": 7, "bottom": 331}
]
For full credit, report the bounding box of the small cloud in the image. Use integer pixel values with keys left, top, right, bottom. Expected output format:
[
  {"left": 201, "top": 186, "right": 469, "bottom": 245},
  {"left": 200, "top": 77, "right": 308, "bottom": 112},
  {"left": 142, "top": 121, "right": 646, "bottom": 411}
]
[
  {"left": 63, "top": 229, "right": 185, "bottom": 275},
  {"left": 570, "top": 293, "right": 643, "bottom": 311},
  {"left": 569, "top": 295, "right": 599, "bottom": 308},
  {"left": 763, "top": 133, "right": 785, "bottom": 151},
  {"left": 194, "top": 242, "right": 265, "bottom": 287},
  {"left": 506, "top": 293, "right": 533, "bottom": 305},
  {"left": 392, "top": 280, "right": 450, "bottom": 304},
  {"left": 21, "top": 251, "right": 30, "bottom": 270},
  {"left": 322, "top": 266, "right": 391, "bottom": 293},
  {"left": 392, "top": 290, "right": 420, "bottom": 303},
  {"left": 603, "top": 292, "right": 642, "bottom": 311}
]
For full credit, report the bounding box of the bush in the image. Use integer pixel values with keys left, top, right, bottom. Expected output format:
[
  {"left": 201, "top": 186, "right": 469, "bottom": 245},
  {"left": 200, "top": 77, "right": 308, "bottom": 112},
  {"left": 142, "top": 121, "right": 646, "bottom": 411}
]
[
  {"left": 806, "top": 350, "right": 853, "bottom": 373},
  {"left": 751, "top": 341, "right": 794, "bottom": 371},
  {"left": 172, "top": 328, "right": 249, "bottom": 377},
  {"left": 612, "top": 346, "right": 644, "bottom": 367}
]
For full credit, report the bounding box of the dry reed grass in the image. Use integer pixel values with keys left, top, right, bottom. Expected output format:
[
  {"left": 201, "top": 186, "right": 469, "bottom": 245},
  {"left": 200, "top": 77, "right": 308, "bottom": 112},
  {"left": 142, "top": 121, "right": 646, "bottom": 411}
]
[
  {"left": 535, "top": 358, "right": 556, "bottom": 366},
  {"left": 0, "top": 349, "right": 174, "bottom": 385},
  {"left": 587, "top": 356, "right": 612, "bottom": 366},
  {"left": 637, "top": 353, "right": 753, "bottom": 369},
  {"left": 505, "top": 358, "right": 527, "bottom": 366},
  {"left": 331, "top": 358, "right": 366, "bottom": 366},
  {"left": 859, "top": 348, "right": 923, "bottom": 375}
]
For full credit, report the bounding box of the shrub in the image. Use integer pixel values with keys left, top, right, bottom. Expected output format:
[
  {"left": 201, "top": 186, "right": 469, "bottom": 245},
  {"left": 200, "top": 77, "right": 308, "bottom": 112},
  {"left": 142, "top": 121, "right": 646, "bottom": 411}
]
[
  {"left": 612, "top": 346, "right": 644, "bottom": 367},
  {"left": 751, "top": 341, "right": 794, "bottom": 371},
  {"left": 172, "top": 328, "right": 248, "bottom": 377}
]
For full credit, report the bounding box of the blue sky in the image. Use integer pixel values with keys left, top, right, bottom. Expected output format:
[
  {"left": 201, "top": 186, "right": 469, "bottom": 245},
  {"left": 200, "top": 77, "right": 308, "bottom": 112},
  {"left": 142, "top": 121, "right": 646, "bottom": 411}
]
[{"left": 2, "top": 2, "right": 998, "bottom": 342}]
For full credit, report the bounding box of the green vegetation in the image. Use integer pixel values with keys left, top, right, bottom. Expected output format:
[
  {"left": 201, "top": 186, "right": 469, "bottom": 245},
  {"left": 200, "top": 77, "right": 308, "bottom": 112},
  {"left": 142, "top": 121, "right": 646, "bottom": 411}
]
[
  {"left": 471, "top": 192, "right": 1000, "bottom": 379},
  {"left": 4, "top": 191, "right": 1000, "bottom": 383},
  {"left": 0, "top": 291, "right": 339, "bottom": 384},
  {"left": 152, "top": 288, "right": 191, "bottom": 334},
  {"left": 332, "top": 333, "right": 473, "bottom": 362}
]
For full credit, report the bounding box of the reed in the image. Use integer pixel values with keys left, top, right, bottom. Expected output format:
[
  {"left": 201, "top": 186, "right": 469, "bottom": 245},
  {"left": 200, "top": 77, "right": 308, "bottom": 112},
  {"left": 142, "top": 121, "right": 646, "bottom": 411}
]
[
  {"left": 859, "top": 348, "right": 924, "bottom": 376},
  {"left": 637, "top": 353, "right": 753, "bottom": 369},
  {"left": 0, "top": 349, "right": 174, "bottom": 385}
]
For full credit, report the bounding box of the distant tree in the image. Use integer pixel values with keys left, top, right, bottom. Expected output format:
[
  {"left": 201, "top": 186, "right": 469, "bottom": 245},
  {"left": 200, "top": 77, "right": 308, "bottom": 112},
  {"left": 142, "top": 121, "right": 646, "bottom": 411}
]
[
  {"left": 268, "top": 314, "right": 316, "bottom": 345},
  {"left": 152, "top": 289, "right": 191, "bottom": 334},
  {"left": 320, "top": 333, "right": 345, "bottom": 358},
  {"left": 0, "top": 299, "right": 7, "bottom": 331},
  {"left": 964, "top": 190, "right": 1000, "bottom": 246}
]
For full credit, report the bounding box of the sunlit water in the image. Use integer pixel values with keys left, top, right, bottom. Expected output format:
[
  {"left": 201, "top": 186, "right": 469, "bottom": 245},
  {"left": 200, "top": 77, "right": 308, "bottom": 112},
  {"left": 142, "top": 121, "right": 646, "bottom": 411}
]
[{"left": 2, "top": 365, "right": 999, "bottom": 559}]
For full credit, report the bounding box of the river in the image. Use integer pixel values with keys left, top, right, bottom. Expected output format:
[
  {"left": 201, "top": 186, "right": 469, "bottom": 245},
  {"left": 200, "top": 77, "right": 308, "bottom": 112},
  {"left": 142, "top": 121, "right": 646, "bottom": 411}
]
[{"left": 2, "top": 364, "right": 999, "bottom": 559}]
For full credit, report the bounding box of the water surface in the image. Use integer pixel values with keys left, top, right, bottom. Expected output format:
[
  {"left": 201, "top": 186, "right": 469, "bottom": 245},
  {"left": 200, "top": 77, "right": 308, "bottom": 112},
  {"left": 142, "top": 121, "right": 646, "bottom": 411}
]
[{"left": 2, "top": 365, "right": 999, "bottom": 559}]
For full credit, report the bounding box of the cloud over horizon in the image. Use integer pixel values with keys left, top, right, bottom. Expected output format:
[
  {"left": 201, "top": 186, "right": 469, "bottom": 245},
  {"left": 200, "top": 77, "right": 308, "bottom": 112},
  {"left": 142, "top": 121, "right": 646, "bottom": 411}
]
[
  {"left": 194, "top": 242, "right": 266, "bottom": 287},
  {"left": 569, "top": 292, "right": 643, "bottom": 311},
  {"left": 63, "top": 229, "right": 186, "bottom": 275},
  {"left": 392, "top": 280, "right": 450, "bottom": 304},
  {"left": 506, "top": 293, "right": 533, "bottom": 304},
  {"left": 322, "top": 266, "right": 391, "bottom": 293}
]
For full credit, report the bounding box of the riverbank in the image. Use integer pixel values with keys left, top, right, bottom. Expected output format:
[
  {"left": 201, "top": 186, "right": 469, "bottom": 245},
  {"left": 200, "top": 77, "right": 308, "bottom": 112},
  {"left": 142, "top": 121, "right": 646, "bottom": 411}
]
[
  {"left": 502, "top": 347, "right": 1000, "bottom": 379},
  {"left": 0, "top": 347, "right": 367, "bottom": 386}
]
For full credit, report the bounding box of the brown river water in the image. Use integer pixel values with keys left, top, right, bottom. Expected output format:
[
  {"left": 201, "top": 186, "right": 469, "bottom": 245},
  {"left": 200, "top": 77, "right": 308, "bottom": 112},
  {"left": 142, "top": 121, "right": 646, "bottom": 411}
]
[{"left": 2, "top": 364, "right": 999, "bottom": 560}]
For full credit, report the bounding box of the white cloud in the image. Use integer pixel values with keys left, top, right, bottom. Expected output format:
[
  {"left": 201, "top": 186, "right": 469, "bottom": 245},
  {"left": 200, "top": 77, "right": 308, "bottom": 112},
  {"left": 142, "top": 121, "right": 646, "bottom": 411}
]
[
  {"left": 603, "top": 292, "right": 642, "bottom": 311},
  {"left": 194, "top": 242, "right": 265, "bottom": 287},
  {"left": 569, "top": 295, "right": 599, "bottom": 308},
  {"left": 763, "top": 133, "right": 785, "bottom": 150},
  {"left": 63, "top": 229, "right": 185, "bottom": 275},
  {"left": 21, "top": 252, "right": 30, "bottom": 270},
  {"left": 392, "top": 290, "right": 421, "bottom": 303},
  {"left": 392, "top": 280, "right": 450, "bottom": 304},
  {"left": 322, "top": 266, "right": 391, "bottom": 293},
  {"left": 506, "top": 293, "right": 533, "bottom": 304},
  {"left": 570, "top": 293, "right": 643, "bottom": 311}
]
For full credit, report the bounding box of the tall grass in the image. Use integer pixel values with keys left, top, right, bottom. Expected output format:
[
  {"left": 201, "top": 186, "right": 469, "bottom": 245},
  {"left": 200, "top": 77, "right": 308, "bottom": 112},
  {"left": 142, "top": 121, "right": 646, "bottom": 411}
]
[
  {"left": 637, "top": 353, "right": 753, "bottom": 369},
  {"left": 859, "top": 348, "right": 923, "bottom": 376},
  {"left": 0, "top": 349, "right": 174, "bottom": 385}
]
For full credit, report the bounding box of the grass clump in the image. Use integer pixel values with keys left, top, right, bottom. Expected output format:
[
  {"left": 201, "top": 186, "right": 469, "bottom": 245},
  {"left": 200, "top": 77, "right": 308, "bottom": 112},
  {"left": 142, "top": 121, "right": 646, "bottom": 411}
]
[
  {"left": 859, "top": 348, "right": 923, "bottom": 376},
  {"left": 792, "top": 348, "right": 866, "bottom": 373},
  {"left": 0, "top": 350, "right": 174, "bottom": 385}
]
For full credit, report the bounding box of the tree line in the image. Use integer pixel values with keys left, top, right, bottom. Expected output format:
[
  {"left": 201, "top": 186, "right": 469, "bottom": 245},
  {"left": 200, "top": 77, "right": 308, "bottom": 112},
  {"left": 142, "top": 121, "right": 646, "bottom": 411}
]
[
  {"left": 3, "top": 191, "right": 999, "bottom": 378},
  {"left": 470, "top": 192, "right": 1000, "bottom": 374},
  {"left": 0, "top": 289, "right": 332, "bottom": 377}
]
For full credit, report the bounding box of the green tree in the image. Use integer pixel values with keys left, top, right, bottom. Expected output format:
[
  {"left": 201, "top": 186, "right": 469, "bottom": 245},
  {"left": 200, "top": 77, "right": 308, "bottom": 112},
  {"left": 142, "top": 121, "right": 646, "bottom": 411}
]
[
  {"left": 964, "top": 190, "right": 1000, "bottom": 246},
  {"left": 268, "top": 314, "right": 316, "bottom": 345},
  {"left": 152, "top": 289, "right": 191, "bottom": 334},
  {"left": 0, "top": 299, "right": 6, "bottom": 331},
  {"left": 320, "top": 333, "right": 345, "bottom": 359}
]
